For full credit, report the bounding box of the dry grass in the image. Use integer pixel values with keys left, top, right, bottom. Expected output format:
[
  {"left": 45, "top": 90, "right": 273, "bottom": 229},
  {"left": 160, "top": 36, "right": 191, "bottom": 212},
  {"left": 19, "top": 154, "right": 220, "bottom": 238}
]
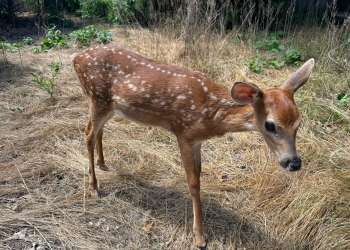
[{"left": 0, "top": 26, "right": 349, "bottom": 250}]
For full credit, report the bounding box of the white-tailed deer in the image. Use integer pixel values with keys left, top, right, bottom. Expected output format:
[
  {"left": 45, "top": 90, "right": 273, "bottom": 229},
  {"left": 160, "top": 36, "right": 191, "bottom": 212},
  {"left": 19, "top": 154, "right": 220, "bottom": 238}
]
[{"left": 73, "top": 45, "right": 314, "bottom": 249}]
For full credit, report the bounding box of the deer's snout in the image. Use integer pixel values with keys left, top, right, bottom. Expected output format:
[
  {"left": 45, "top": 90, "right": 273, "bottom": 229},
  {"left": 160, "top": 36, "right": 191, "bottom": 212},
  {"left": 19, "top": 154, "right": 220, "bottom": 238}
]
[{"left": 280, "top": 156, "right": 301, "bottom": 171}]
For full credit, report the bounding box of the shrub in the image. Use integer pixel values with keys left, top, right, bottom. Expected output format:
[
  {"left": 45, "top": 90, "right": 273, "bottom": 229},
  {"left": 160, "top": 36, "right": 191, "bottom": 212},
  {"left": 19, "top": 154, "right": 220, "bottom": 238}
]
[
  {"left": 22, "top": 37, "right": 34, "bottom": 45},
  {"left": 69, "top": 25, "right": 113, "bottom": 46},
  {"left": 250, "top": 33, "right": 303, "bottom": 73},
  {"left": 284, "top": 48, "right": 302, "bottom": 65},
  {"left": 96, "top": 30, "right": 112, "bottom": 44},
  {"left": 0, "top": 41, "right": 18, "bottom": 52},
  {"left": 70, "top": 25, "right": 97, "bottom": 46},
  {"left": 40, "top": 26, "right": 67, "bottom": 51},
  {"left": 248, "top": 56, "right": 264, "bottom": 74},
  {"left": 267, "top": 58, "right": 284, "bottom": 69},
  {"left": 31, "top": 60, "right": 62, "bottom": 98},
  {"left": 80, "top": 0, "right": 133, "bottom": 24},
  {"left": 255, "top": 34, "right": 284, "bottom": 52}
]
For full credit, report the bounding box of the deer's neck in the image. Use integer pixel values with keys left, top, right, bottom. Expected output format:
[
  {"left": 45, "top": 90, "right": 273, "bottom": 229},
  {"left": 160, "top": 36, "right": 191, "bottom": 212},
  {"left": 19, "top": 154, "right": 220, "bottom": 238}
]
[{"left": 212, "top": 104, "right": 257, "bottom": 134}]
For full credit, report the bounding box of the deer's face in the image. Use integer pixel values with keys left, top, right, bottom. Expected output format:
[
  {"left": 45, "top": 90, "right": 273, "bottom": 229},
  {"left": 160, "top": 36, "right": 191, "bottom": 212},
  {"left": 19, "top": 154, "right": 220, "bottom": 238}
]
[
  {"left": 257, "top": 88, "right": 302, "bottom": 171},
  {"left": 231, "top": 59, "right": 315, "bottom": 171}
]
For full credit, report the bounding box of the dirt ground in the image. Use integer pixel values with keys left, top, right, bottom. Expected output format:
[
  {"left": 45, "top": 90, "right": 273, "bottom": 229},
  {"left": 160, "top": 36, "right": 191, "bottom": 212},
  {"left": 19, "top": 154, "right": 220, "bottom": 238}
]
[{"left": 0, "top": 27, "right": 349, "bottom": 250}]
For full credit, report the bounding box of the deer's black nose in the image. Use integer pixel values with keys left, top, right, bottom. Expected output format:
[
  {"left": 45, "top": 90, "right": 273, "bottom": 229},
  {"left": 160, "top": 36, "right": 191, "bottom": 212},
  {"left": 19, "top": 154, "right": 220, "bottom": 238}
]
[{"left": 280, "top": 156, "right": 301, "bottom": 171}]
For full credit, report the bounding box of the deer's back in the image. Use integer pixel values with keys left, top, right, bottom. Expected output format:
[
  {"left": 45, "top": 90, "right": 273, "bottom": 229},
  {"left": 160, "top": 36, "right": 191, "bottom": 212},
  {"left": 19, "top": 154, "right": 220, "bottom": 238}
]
[{"left": 73, "top": 45, "right": 232, "bottom": 132}]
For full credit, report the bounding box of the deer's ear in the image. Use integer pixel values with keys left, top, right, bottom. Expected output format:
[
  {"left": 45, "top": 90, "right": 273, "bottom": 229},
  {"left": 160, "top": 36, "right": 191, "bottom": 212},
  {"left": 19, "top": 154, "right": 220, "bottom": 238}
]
[
  {"left": 282, "top": 58, "right": 315, "bottom": 93},
  {"left": 231, "top": 82, "right": 263, "bottom": 105}
]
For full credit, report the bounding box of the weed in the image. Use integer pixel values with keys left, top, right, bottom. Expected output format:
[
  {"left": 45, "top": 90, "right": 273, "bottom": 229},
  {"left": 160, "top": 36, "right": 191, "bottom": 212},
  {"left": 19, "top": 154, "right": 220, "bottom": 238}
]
[
  {"left": 267, "top": 58, "right": 285, "bottom": 69},
  {"left": 80, "top": 0, "right": 134, "bottom": 24},
  {"left": 40, "top": 26, "right": 67, "bottom": 51},
  {"left": 337, "top": 93, "right": 349, "bottom": 107},
  {"left": 0, "top": 41, "right": 19, "bottom": 52},
  {"left": 255, "top": 34, "right": 284, "bottom": 52},
  {"left": 96, "top": 30, "right": 113, "bottom": 44},
  {"left": 248, "top": 55, "right": 264, "bottom": 74},
  {"left": 70, "top": 25, "right": 97, "bottom": 46},
  {"left": 32, "top": 47, "right": 41, "bottom": 53},
  {"left": 31, "top": 60, "right": 62, "bottom": 97},
  {"left": 70, "top": 26, "right": 113, "bottom": 47},
  {"left": 284, "top": 48, "right": 302, "bottom": 65},
  {"left": 250, "top": 33, "right": 303, "bottom": 73},
  {"left": 22, "top": 36, "right": 33, "bottom": 45}
]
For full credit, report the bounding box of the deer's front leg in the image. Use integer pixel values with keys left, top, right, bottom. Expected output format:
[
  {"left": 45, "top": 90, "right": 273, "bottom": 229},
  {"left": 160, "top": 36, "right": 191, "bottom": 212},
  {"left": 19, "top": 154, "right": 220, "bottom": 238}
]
[{"left": 177, "top": 137, "right": 206, "bottom": 249}]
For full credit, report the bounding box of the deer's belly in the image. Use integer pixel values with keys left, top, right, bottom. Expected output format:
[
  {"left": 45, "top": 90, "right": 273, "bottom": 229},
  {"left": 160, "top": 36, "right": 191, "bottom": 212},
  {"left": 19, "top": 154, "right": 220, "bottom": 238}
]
[{"left": 112, "top": 105, "right": 173, "bottom": 131}]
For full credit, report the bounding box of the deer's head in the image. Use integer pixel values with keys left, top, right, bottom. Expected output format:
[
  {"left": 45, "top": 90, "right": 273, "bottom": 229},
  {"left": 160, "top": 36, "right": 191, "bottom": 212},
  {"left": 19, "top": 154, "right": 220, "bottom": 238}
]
[{"left": 231, "top": 59, "right": 315, "bottom": 171}]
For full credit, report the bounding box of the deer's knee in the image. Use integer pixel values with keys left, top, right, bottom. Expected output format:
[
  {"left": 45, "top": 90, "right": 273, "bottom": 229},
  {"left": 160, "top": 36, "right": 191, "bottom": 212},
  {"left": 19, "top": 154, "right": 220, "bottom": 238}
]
[{"left": 188, "top": 179, "right": 200, "bottom": 197}]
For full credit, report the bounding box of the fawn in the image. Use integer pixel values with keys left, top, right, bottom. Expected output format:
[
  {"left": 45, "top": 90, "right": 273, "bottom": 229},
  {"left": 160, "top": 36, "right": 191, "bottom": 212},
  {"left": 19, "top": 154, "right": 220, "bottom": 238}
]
[{"left": 73, "top": 44, "right": 314, "bottom": 249}]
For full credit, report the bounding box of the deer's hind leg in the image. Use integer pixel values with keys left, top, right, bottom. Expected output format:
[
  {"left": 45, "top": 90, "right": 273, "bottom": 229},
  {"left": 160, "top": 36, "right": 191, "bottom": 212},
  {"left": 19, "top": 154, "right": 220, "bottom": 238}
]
[
  {"left": 96, "top": 128, "right": 109, "bottom": 171},
  {"left": 85, "top": 101, "right": 112, "bottom": 197}
]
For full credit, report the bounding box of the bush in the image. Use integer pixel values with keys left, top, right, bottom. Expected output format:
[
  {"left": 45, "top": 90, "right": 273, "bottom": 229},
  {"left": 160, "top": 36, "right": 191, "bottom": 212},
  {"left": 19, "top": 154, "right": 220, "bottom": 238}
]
[
  {"left": 267, "top": 58, "right": 284, "bottom": 69},
  {"left": 248, "top": 56, "right": 264, "bottom": 74},
  {"left": 69, "top": 25, "right": 113, "bottom": 46},
  {"left": 23, "top": 37, "right": 33, "bottom": 45},
  {"left": 256, "top": 34, "right": 285, "bottom": 52},
  {"left": 96, "top": 30, "right": 112, "bottom": 44},
  {"left": 284, "top": 48, "right": 302, "bottom": 65},
  {"left": 0, "top": 41, "right": 19, "bottom": 53},
  {"left": 40, "top": 26, "right": 67, "bottom": 51},
  {"left": 249, "top": 33, "right": 303, "bottom": 73},
  {"left": 80, "top": 0, "right": 134, "bottom": 24},
  {"left": 32, "top": 60, "right": 62, "bottom": 98},
  {"left": 70, "top": 25, "right": 97, "bottom": 46}
]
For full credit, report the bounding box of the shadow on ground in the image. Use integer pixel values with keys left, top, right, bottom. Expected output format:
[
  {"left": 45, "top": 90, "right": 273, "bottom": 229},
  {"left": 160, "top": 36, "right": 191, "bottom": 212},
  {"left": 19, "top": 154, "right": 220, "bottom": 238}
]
[
  {"left": 99, "top": 172, "right": 292, "bottom": 249},
  {"left": 0, "top": 61, "right": 36, "bottom": 89}
]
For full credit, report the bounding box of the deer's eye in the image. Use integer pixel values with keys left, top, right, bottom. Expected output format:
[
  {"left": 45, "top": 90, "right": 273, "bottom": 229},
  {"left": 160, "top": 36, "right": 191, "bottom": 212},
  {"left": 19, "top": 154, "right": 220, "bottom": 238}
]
[{"left": 265, "top": 121, "right": 277, "bottom": 134}]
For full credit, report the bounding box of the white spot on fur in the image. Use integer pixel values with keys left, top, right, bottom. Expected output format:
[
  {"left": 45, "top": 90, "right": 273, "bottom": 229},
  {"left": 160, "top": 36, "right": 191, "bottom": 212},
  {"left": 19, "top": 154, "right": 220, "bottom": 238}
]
[
  {"left": 177, "top": 95, "right": 186, "bottom": 100},
  {"left": 128, "top": 84, "right": 138, "bottom": 91},
  {"left": 201, "top": 108, "right": 208, "bottom": 114},
  {"left": 191, "top": 105, "right": 196, "bottom": 110}
]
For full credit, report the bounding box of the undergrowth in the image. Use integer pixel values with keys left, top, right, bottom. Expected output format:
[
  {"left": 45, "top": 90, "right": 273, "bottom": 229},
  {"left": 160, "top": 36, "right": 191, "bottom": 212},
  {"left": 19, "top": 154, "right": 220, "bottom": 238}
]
[
  {"left": 31, "top": 60, "right": 62, "bottom": 97},
  {"left": 248, "top": 33, "right": 303, "bottom": 73}
]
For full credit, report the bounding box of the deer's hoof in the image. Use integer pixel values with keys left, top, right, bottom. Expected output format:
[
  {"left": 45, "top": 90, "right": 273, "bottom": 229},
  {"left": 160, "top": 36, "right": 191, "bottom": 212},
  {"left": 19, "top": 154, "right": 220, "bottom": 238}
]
[
  {"left": 98, "top": 163, "right": 109, "bottom": 171},
  {"left": 195, "top": 238, "right": 207, "bottom": 250},
  {"left": 88, "top": 188, "right": 100, "bottom": 199}
]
